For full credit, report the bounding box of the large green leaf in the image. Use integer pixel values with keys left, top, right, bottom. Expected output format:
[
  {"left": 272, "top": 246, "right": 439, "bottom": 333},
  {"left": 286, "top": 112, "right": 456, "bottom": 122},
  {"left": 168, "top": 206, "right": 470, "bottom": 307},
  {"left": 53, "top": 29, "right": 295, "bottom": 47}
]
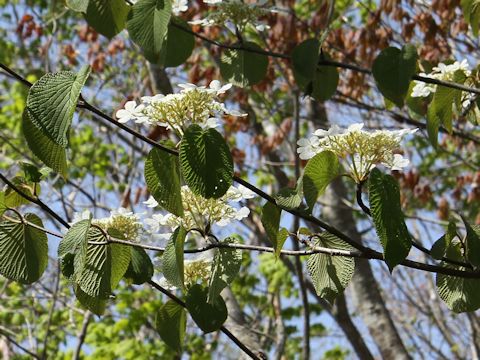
[
  {"left": 368, "top": 168, "right": 412, "bottom": 271},
  {"left": 58, "top": 218, "right": 91, "bottom": 281},
  {"left": 124, "top": 246, "right": 154, "bottom": 285},
  {"left": 26, "top": 65, "right": 91, "bottom": 147},
  {"left": 155, "top": 300, "right": 187, "bottom": 353},
  {"left": 158, "top": 18, "right": 194, "bottom": 67},
  {"left": 162, "top": 226, "right": 186, "bottom": 289},
  {"left": 75, "top": 286, "right": 107, "bottom": 316},
  {"left": 220, "top": 42, "right": 268, "bottom": 87},
  {"left": 292, "top": 39, "right": 319, "bottom": 89},
  {"left": 207, "top": 237, "right": 242, "bottom": 303},
  {"left": 85, "top": 0, "right": 130, "bottom": 39},
  {"left": 436, "top": 240, "right": 480, "bottom": 313},
  {"left": 303, "top": 150, "right": 340, "bottom": 212},
  {"left": 186, "top": 284, "right": 228, "bottom": 333},
  {"left": 430, "top": 221, "right": 457, "bottom": 260},
  {"left": 261, "top": 202, "right": 288, "bottom": 258},
  {"left": 127, "top": 0, "right": 172, "bottom": 61},
  {"left": 77, "top": 227, "right": 131, "bottom": 298},
  {"left": 463, "top": 220, "right": 480, "bottom": 268},
  {"left": 22, "top": 110, "right": 67, "bottom": 176},
  {"left": 144, "top": 148, "right": 183, "bottom": 217},
  {"left": 0, "top": 213, "right": 48, "bottom": 284},
  {"left": 372, "top": 44, "right": 418, "bottom": 108},
  {"left": 179, "top": 125, "right": 233, "bottom": 199},
  {"left": 274, "top": 178, "right": 304, "bottom": 210},
  {"left": 307, "top": 232, "right": 355, "bottom": 303},
  {"left": 426, "top": 70, "right": 466, "bottom": 147}
]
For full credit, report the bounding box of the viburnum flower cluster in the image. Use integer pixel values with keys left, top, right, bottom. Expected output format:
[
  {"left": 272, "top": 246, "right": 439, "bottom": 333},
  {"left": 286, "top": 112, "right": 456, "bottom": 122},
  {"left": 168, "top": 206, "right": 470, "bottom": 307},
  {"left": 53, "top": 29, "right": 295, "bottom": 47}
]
[
  {"left": 115, "top": 80, "right": 246, "bottom": 135},
  {"left": 189, "top": 0, "right": 271, "bottom": 31},
  {"left": 72, "top": 208, "right": 143, "bottom": 242},
  {"left": 411, "top": 60, "right": 470, "bottom": 98},
  {"left": 297, "top": 123, "right": 417, "bottom": 183},
  {"left": 144, "top": 184, "right": 255, "bottom": 233}
]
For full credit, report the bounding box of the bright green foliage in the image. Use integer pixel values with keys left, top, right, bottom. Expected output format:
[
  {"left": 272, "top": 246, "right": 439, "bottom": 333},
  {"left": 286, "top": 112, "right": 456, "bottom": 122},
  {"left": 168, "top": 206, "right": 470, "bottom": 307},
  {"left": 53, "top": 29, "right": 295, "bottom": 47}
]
[
  {"left": 158, "top": 18, "right": 195, "bottom": 67},
  {"left": 436, "top": 239, "right": 480, "bottom": 313},
  {"left": 307, "top": 232, "right": 355, "bottom": 303},
  {"left": 124, "top": 247, "right": 154, "bottom": 285},
  {"left": 127, "top": 0, "right": 172, "bottom": 62},
  {"left": 180, "top": 124, "right": 233, "bottom": 199},
  {"left": 292, "top": 39, "right": 339, "bottom": 101},
  {"left": 75, "top": 286, "right": 108, "bottom": 316},
  {"left": 368, "top": 168, "right": 412, "bottom": 271},
  {"left": 76, "top": 228, "right": 131, "bottom": 298},
  {"left": 4, "top": 176, "right": 39, "bottom": 208},
  {"left": 26, "top": 65, "right": 90, "bottom": 148},
  {"left": 155, "top": 300, "right": 187, "bottom": 353},
  {"left": 220, "top": 42, "right": 268, "bottom": 87},
  {"left": 372, "top": 44, "right": 418, "bottom": 107},
  {"left": 58, "top": 218, "right": 91, "bottom": 281},
  {"left": 0, "top": 213, "right": 48, "bottom": 284},
  {"left": 261, "top": 202, "right": 289, "bottom": 258},
  {"left": 162, "top": 226, "right": 187, "bottom": 289},
  {"left": 461, "top": 0, "right": 480, "bottom": 35},
  {"left": 186, "top": 284, "right": 228, "bottom": 333},
  {"left": 145, "top": 148, "right": 183, "bottom": 217},
  {"left": 430, "top": 221, "right": 458, "bottom": 260},
  {"left": 84, "top": 0, "right": 130, "bottom": 39},
  {"left": 275, "top": 184, "right": 303, "bottom": 210},
  {"left": 427, "top": 70, "right": 466, "bottom": 147},
  {"left": 207, "top": 237, "right": 242, "bottom": 303},
  {"left": 303, "top": 150, "right": 340, "bottom": 212},
  {"left": 66, "top": 0, "right": 89, "bottom": 12}
]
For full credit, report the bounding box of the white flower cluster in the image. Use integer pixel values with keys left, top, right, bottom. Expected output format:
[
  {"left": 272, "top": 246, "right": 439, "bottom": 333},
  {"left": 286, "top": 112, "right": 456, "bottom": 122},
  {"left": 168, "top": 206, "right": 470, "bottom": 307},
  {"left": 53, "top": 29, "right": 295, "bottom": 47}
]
[
  {"left": 153, "top": 252, "right": 214, "bottom": 290},
  {"left": 297, "top": 123, "right": 417, "bottom": 183},
  {"left": 411, "top": 60, "right": 470, "bottom": 98},
  {"left": 72, "top": 208, "right": 143, "bottom": 242},
  {"left": 189, "top": 0, "right": 271, "bottom": 31},
  {"left": 144, "top": 184, "right": 255, "bottom": 233},
  {"left": 116, "top": 80, "right": 246, "bottom": 135}
]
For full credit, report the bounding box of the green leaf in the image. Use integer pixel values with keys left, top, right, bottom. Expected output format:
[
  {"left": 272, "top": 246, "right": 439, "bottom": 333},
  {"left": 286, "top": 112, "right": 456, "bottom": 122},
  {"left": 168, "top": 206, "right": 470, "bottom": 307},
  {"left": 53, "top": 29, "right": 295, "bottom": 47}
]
[
  {"left": 145, "top": 148, "right": 183, "bottom": 216},
  {"left": 155, "top": 300, "right": 187, "bottom": 353},
  {"left": 261, "top": 202, "right": 288, "bottom": 257},
  {"left": 77, "top": 227, "right": 131, "bottom": 298},
  {"left": 127, "top": 0, "right": 172, "bottom": 61},
  {"left": 427, "top": 70, "right": 466, "bottom": 146},
  {"left": 274, "top": 178, "right": 304, "bottom": 210},
  {"left": 162, "top": 226, "right": 186, "bottom": 289},
  {"left": 372, "top": 44, "right": 418, "bottom": 107},
  {"left": 292, "top": 39, "right": 319, "bottom": 89},
  {"left": 368, "top": 168, "right": 412, "bottom": 271},
  {"left": 303, "top": 150, "right": 340, "bottom": 212},
  {"left": 462, "top": 218, "right": 480, "bottom": 267},
  {"left": 220, "top": 42, "right": 268, "bottom": 87},
  {"left": 58, "top": 218, "right": 91, "bottom": 281},
  {"left": 85, "top": 0, "right": 130, "bottom": 39},
  {"left": 186, "top": 284, "right": 228, "bottom": 333},
  {"left": 180, "top": 125, "right": 233, "bottom": 199},
  {"left": 436, "top": 240, "right": 480, "bottom": 312},
  {"left": 461, "top": 0, "right": 480, "bottom": 36},
  {"left": 431, "top": 221, "right": 458, "bottom": 260},
  {"left": 157, "top": 18, "right": 194, "bottom": 67},
  {"left": 124, "top": 247, "right": 154, "bottom": 284},
  {"left": 75, "top": 286, "right": 107, "bottom": 316},
  {"left": 22, "top": 110, "right": 67, "bottom": 176},
  {"left": 0, "top": 213, "right": 48, "bottom": 284},
  {"left": 207, "top": 237, "right": 242, "bottom": 303},
  {"left": 19, "top": 162, "right": 43, "bottom": 183},
  {"left": 0, "top": 192, "right": 5, "bottom": 217},
  {"left": 310, "top": 54, "right": 339, "bottom": 102},
  {"left": 307, "top": 232, "right": 355, "bottom": 303},
  {"left": 66, "top": 0, "right": 89, "bottom": 12},
  {"left": 26, "top": 65, "right": 91, "bottom": 148},
  {"left": 4, "top": 176, "right": 40, "bottom": 208}
]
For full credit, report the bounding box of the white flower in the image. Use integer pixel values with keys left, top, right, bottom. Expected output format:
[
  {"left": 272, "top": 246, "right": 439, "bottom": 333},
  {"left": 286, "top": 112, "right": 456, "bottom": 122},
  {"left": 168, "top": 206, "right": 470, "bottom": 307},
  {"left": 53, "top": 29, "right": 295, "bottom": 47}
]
[
  {"left": 70, "top": 209, "right": 92, "bottom": 224},
  {"left": 209, "top": 80, "right": 232, "bottom": 95},
  {"left": 226, "top": 184, "right": 256, "bottom": 202},
  {"left": 297, "top": 136, "right": 321, "bottom": 160},
  {"left": 143, "top": 196, "right": 159, "bottom": 208},
  {"left": 172, "top": 0, "right": 188, "bottom": 15},
  {"left": 298, "top": 123, "right": 417, "bottom": 182},
  {"left": 204, "top": 0, "right": 223, "bottom": 3},
  {"left": 116, "top": 101, "right": 146, "bottom": 124}
]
